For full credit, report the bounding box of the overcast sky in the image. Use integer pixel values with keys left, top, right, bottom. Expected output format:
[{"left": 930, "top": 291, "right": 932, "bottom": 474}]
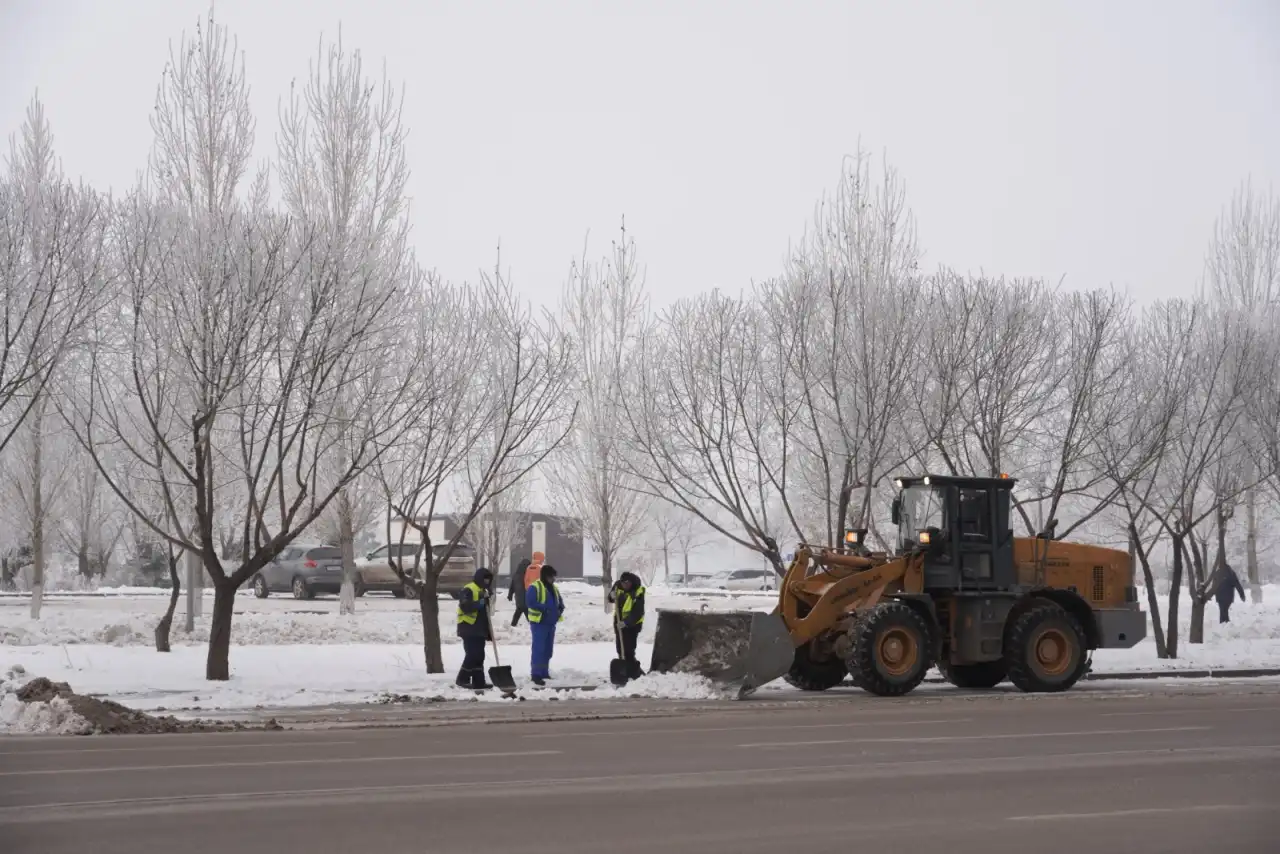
[{"left": 3, "top": 0, "right": 1278, "bottom": 311}]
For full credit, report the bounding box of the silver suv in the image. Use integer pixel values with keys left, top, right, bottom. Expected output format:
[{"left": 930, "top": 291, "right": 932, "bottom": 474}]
[{"left": 252, "top": 544, "right": 347, "bottom": 599}]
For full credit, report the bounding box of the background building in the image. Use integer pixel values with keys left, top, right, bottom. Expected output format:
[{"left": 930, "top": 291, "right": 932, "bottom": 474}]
[{"left": 386, "top": 512, "right": 586, "bottom": 583}]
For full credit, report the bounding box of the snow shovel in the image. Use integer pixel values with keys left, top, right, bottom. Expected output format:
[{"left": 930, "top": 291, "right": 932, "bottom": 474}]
[
  {"left": 610, "top": 616, "right": 629, "bottom": 686},
  {"left": 486, "top": 622, "right": 517, "bottom": 694}
]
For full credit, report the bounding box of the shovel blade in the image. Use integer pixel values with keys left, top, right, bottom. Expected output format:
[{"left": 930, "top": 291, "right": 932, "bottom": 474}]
[{"left": 488, "top": 665, "right": 516, "bottom": 693}]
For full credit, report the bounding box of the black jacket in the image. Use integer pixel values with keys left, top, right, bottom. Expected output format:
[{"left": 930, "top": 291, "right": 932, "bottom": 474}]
[
  {"left": 509, "top": 559, "right": 531, "bottom": 603},
  {"left": 610, "top": 572, "right": 646, "bottom": 629},
  {"left": 1215, "top": 566, "right": 1246, "bottom": 605},
  {"left": 456, "top": 568, "right": 494, "bottom": 639}
]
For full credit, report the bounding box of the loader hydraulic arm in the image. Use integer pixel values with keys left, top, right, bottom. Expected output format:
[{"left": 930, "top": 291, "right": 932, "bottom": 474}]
[{"left": 778, "top": 549, "right": 924, "bottom": 646}]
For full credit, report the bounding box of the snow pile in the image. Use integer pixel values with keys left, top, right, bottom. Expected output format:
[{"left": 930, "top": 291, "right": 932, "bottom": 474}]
[
  {"left": 0, "top": 665, "right": 92, "bottom": 735},
  {"left": 588, "top": 672, "right": 726, "bottom": 701}
]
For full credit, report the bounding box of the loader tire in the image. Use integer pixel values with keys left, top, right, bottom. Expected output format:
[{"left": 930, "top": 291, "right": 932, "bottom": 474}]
[
  {"left": 1005, "top": 601, "right": 1087, "bottom": 693},
  {"left": 938, "top": 659, "right": 1007, "bottom": 689},
  {"left": 848, "top": 602, "right": 933, "bottom": 697},
  {"left": 782, "top": 642, "right": 848, "bottom": 691}
]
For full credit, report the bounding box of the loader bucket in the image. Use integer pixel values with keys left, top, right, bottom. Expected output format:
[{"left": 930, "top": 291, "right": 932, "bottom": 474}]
[{"left": 649, "top": 609, "right": 795, "bottom": 699}]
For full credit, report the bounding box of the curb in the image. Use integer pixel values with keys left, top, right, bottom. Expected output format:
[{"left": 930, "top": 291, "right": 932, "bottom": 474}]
[{"left": 924, "top": 667, "right": 1280, "bottom": 683}]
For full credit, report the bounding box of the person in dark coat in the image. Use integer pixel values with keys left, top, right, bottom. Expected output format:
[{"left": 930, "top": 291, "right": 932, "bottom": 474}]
[
  {"left": 609, "top": 572, "right": 647, "bottom": 679},
  {"left": 1215, "top": 563, "right": 1247, "bottom": 624},
  {"left": 508, "top": 558, "right": 532, "bottom": 626},
  {"left": 455, "top": 567, "right": 495, "bottom": 689},
  {"left": 526, "top": 564, "right": 564, "bottom": 685}
]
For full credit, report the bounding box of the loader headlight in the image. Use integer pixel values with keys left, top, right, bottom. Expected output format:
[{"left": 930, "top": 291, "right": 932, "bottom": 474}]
[{"left": 918, "top": 531, "right": 931, "bottom": 545}]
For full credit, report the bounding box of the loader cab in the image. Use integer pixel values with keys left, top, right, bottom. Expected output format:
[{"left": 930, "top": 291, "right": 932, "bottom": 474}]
[{"left": 891, "top": 474, "right": 1017, "bottom": 591}]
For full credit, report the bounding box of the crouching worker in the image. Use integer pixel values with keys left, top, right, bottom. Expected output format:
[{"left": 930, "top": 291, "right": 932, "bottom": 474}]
[
  {"left": 611, "top": 572, "right": 646, "bottom": 680},
  {"left": 526, "top": 564, "right": 564, "bottom": 685},
  {"left": 455, "top": 567, "right": 495, "bottom": 690}
]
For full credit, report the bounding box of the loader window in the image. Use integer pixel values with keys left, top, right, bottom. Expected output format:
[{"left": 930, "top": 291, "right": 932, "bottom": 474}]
[
  {"left": 957, "top": 489, "right": 991, "bottom": 542},
  {"left": 899, "top": 485, "right": 945, "bottom": 549}
]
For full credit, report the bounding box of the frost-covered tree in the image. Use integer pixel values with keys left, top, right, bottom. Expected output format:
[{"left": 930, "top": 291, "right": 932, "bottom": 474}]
[
  {"left": 548, "top": 225, "right": 650, "bottom": 606},
  {"left": 67, "top": 13, "right": 419, "bottom": 680},
  {"left": 376, "top": 268, "right": 574, "bottom": 673},
  {"left": 276, "top": 31, "right": 414, "bottom": 615}
]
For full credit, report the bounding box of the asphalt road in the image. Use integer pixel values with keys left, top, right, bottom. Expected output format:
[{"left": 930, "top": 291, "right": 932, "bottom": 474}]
[{"left": 1, "top": 687, "right": 1277, "bottom": 854}]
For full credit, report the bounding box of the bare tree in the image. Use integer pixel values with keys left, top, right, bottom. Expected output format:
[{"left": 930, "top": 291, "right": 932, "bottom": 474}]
[
  {"left": 452, "top": 447, "right": 531, "bottom": 576},
  {"left": 376, "top": 269, "right": 575, "bottom": 673},
  {"left": 1206, "top": 180, "right": 1280, "bottom": 602},
  {"left": 646, "top": 500, "right": 708, "bottom": 583},
  {"left": 548, "top": 224, "right": 650, "bottom": 606},
  {"left": 0, "top": 96, "right": 109, "bottom": 460},
  {"left": 1097, "top": 302, "right": 1199, "bottom": 657},
  {"left": 778, "top": 148, "right": 923, "bottom": 548},
  {"left": 625, "top": 290, "right": 798, "bottom": 574},
  {"left": 1131, "top": 301, "right": 1266, "bottom": 657},
  {"left": 57, "top": 418, "right": 127, "bottom": 583},
  {"left": 67, "top": 13, "right": 419, "bottom": 680},
  {"left": 4, "top": 394, "right": 76, "bottom": 615},
  {"left": 276, "top": 30, "right": 414, "bottom": 616}
]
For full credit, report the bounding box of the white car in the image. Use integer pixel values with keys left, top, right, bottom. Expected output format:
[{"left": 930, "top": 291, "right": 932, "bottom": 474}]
[{"left": 712, "top": 568, "right": 778, "bottom": 592}]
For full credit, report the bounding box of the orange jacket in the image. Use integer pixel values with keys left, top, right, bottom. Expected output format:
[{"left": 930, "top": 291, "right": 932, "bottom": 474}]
[{"left": 524, "top": 552, "right": 544, "bottom": 589}]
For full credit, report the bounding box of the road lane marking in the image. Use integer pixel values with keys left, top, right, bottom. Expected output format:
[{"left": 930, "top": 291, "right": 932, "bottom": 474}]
[
  {"left": 1009, "top": 804, "right": 1258, "bottom": 822},
  {"left": 1101, "top": 706, "right": 1278, "bottom": 717},
  {"left": 5, "top": 745, "right": 1276, "bottom": 819},
  {"left": 0, "top": 749, "right": 560, "bottom": 777},
  {"left": 524, "top": 718, "right": 971, "bottom": 739},
  {"left": 736, "top": 725, "right": 1211, "bottom": 748},
  {"left": 0, "top": 739, "right": 361, "bottom": 757}
]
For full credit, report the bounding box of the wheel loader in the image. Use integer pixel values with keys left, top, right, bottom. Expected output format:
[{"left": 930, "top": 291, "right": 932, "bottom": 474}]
[{"left": 649, "top": 474, "right": 1147, "bottom": 698}]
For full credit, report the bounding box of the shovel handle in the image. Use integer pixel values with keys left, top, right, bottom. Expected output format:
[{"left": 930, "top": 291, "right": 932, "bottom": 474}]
[{"left": 488, "top": 622, "right": 501, "bottom": 667}]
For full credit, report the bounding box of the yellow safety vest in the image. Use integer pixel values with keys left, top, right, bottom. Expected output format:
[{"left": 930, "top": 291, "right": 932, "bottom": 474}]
[
  {"left": 457, "top": 581, "right": 484, "bottom": 625},
  {"left": 618, "top": 586, "right": 646, "bottom": 626},
  {"left": 527, "top": 580, "right": 563, "bottom": 624}
]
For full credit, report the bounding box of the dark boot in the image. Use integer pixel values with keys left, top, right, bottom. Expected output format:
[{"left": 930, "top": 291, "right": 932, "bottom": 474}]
[
  {"left": 455, "top": 667, "right": 471, "bottom": 689},
  {"left": 626, "top": 660, "right": 644, "bottom": 680},
  {"left": 471, "top": 670, "right": 492, "bottom": 691}
]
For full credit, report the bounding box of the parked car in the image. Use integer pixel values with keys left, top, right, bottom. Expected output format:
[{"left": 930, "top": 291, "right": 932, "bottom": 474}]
[
  {"left": 252, "top": 544, "right": 348, "bottom": 600},
  {"left": 712, "top": 568, "right": 778, "bottom": 592},
  {"left": 357, "top": 542, "right": 477, "bottom": 598}
]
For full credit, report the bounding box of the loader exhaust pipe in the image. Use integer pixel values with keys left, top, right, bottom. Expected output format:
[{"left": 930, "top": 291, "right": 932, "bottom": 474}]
[{"left": 649, "top": 609, "right": 796, "bottom": 699}]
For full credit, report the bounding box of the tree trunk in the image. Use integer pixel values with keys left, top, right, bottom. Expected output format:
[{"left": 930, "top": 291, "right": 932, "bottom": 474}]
[
  {"left": 1246, "top": 488, "right": 1261, "bottom": 603},
  {"left": 29, "top": 406, "right": 45, "bottom": 619},
  {"left": 77, "top": 538, "right": 91, "bottom": 580},
  {"left": 682, "top": 552, "right": 689, "bottom": 585},
  {"left": 661, "top": 542, "right": 670, "bottom": 582},
  {"left": 155, "top": 550, "right": 182, "bottom": 653},
  {"left": 1130, "top": 526, "right": 1167, "bottom": 658},
  {"left": 1167, "top": 534, "right": 1184, "bottom": 659},
  {"left": 205, "top": 579, "right": 238, "bottom": 680},
  {"left": 419, "top": 571, "right": 445, "bottom": 673},
  {"left": 601, "top": 551, "right": 614, "bottom": 612},
  {"left": 338, "top": 491, "right": 358, "bottom": 616},
  {"left": 184, "top": 550, "right": 201, "bottom": 631}
]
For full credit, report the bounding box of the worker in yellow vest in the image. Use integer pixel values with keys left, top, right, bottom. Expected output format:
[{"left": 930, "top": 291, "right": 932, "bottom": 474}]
[
  {"left": 455, "top": 567, "right": 495, "bottom": 689},
  {"left": 609, "top": 572, "right": 647, "bottom": 680},
  {"left": 525, "top": 563, "right": 564, "bottom": 685}
]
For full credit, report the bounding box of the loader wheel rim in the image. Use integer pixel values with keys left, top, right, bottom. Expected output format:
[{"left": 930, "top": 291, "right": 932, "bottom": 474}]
[
  {"left": 1034, "top": 628, "right": 1072, "bottom": 676},
  {"left": 877, "top": 628, "right": 919, "bottom": 676}
]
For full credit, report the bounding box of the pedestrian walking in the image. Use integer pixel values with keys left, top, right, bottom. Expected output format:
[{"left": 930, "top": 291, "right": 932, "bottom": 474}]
[
  {"left": 1216, "top": 563, "right": 1246, "bottom": 624},
  {"left": 609, "top": 572, "right": 647, "bottom": 680},
  {"left": 508, "top": 557, "right": 532, "bottom": 626},
  {"left": 526, "top": 563, "right": 564, "bottom": 685},
  {"left": 455, "top": 567, "right": 495, "bottom": 690}
]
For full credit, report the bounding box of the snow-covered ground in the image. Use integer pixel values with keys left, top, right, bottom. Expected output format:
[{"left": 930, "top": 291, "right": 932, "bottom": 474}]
[{"left": 2, "top": 581, "right": 1278, "bottom": 729}]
